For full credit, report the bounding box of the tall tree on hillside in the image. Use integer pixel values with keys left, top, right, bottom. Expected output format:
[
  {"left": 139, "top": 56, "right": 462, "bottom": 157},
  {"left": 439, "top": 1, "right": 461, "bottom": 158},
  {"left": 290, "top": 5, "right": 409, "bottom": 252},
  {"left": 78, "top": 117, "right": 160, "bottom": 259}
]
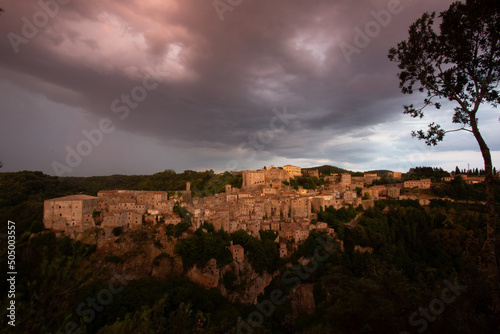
[{"left": 388, "top": 0, "right": 500, "bottom": 319}]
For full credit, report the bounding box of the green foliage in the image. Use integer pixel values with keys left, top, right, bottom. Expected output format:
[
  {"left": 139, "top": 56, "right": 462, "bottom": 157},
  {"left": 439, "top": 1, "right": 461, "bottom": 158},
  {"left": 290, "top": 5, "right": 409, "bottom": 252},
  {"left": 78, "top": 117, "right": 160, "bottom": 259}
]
[
  {"left": 174, "top": 204, "right": 192, "bottom": 225},
  {"left": 201, "top": 222, "right": 215, "bottom": 233},
  {"left": 62, "top": 170, "right": 243, "bottom": 198},
  {"left": 292, "top": 230, "right": 339, "bottom": 262},
  {"left": 316, "top": 205, "right": 358, "bottom": 239},
  {"left": 223, "top": 269, "right": 237, "bottom": 289},
  {"left": 313, "top": 282, "right": 327, "bottom": 306},
  {"left": 405, "top": 166, "right": 450, "bottom": 182},
  {"left": 259, "top": 229, "right": 278, "bottom": 241},
  {"left": 27, "top": 220, "right": 44, "bottom": 234},
  {"left": 231, "top": 230, "right": 280, "bottom": 273},
  {"left": 85, "top": 277, "right": 238, "bottom": 333},
  {"left": 105, "top": 255, "right": 124, "bottom": 264},
  {"left": 308, "top": 165, "right": 349, "bottom": 175},
  {"left": 0, "top": 171, "right": 81, "bottom": 236},
  {"left": 295, "top": 175, "right": 324, "bottom": 190},
  {"left": 175, "top": 229, "right": 232, "bottom": 269},
  {"left": 112, "top": 226, "right": 123, "bottom": 237},
  {"left": 288, "top": 179, "right": 300, "bottom": 190},
  {"left": 165, "top": 222, "right": 190, "bottom": 237},
  {"left": 433, "top": 176, "right": 500, "bottom": 203},
  {"left": 372, "top": 176, "right": 400, "bottom": 186},
  {"left": 0, "top": 233, "right": 98, "bottom": 332}
]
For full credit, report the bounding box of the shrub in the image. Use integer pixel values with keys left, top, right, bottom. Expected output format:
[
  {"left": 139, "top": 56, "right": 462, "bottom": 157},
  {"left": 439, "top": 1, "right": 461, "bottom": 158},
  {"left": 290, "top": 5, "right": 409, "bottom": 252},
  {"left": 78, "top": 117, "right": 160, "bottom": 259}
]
[
  {"left": 112, "top": 227, "right": 123, "bottom": 237},
  {"left": 105, "top": 255, "right": 124, "bottom": 264}
]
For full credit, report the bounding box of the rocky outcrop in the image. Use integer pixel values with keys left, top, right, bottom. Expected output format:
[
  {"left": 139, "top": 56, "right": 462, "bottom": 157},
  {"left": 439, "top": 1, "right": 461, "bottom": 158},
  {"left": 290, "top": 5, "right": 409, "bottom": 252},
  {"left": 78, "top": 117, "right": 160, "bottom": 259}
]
[
  {"left": 76, "top": 228, "right": 184, "bottom": 280},
  {"left": 290, "top": 283, "right": 316, "bottom": 316},
  {"left": 75, "top": 228, "right": 281, "bottom": 305},
  {"left": 218, "top": 260, "right": 281, "bottom": 304},
  {"left": 185, "top": 258, "right": 220, "bottom": 288}
]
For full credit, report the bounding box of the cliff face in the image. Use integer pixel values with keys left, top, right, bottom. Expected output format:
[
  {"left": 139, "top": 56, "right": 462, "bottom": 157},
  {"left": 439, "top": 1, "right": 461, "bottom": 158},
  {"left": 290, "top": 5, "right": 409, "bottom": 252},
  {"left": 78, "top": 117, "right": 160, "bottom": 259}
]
[
  {"left": 78, "top": 228, "right": 279, "bottom": 305},
  {"left": 180, "top": 258, "right": 281, "bottom": 304},
  {"left": 78, "top": 227, "right": 184, "bottom": 281},
  {"left": 185, "top": 258, "right": 220, "bottom": 289},
  {"left": 290, "top": 283, "right": 316, "bottom": 316},
  {"left": 219, "top": 261, "right": 280, "bottom": 304}
]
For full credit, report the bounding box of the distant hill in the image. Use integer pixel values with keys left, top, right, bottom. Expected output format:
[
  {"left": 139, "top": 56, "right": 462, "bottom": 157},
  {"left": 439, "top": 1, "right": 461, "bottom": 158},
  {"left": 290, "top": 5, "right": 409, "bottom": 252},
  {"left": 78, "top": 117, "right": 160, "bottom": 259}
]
[
  {"left": 302, "top": 165, "right": 350, "bottom": 175},
  {"left": 302, "top": 166, "right": 395, "bottom": 176}
]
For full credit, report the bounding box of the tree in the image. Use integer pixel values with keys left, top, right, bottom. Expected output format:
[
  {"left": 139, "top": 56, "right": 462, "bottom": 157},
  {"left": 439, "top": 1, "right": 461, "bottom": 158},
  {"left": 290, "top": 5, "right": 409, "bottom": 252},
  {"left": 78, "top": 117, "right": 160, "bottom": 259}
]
[{"left": 388, "top": 0, "right": 500, "bottom": 319}]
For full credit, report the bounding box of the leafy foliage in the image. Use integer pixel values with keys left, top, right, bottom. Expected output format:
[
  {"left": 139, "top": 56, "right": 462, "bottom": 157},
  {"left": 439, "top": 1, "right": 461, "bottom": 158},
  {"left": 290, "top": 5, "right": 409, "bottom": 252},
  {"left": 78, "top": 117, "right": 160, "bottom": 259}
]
[
  {"left": 231, "top": 230, "right": 281, "bottom": 273},
  {"left": 316, "top": 205, "right": 358, "bottom": 239},
  {"left": 112, "top": 227, "right": 123, "bottom": 237},
  {"left": 432, "top": 176, "right": 500, "bottom": 203},
  {"left": 165, "top": 222, "right": 190, "bottom": 238},
  {"left": 175, "top": 229, "right": 233, "bottom": 269}
]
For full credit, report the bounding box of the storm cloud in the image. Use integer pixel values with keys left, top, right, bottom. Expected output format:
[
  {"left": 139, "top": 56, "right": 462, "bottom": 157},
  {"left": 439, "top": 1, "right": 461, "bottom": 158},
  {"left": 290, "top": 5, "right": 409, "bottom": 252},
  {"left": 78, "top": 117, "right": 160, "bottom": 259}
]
[{"left": 0, "top": 0, "right": 498, "bottom": 176}]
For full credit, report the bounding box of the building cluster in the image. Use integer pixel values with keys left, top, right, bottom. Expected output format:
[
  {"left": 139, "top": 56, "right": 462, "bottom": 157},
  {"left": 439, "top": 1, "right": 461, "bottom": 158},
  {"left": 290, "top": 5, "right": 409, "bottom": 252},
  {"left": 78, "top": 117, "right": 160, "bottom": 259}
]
[
  {"left": 43, "top": 166, "right": 436, "bottom": 250},
  {"left": 442, "top": 174, "right": 486, "bottom": 184}
]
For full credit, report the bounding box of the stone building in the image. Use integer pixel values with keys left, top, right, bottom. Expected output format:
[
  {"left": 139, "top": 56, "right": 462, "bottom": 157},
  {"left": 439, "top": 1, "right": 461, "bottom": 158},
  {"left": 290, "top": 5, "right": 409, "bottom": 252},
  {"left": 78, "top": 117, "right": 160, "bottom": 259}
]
[
  {"left": 362, "top": 188, "right": 379, "bottom": 200},
  {"left": 290, "top": 196, "right": 311, "bottom": 218},
  {"left": 228, "top": 243, "right": 245, "bottom": 262},
  {"left": 404, "top": 179, "right": 431, "bottom": 189},
  {"left": 387, "top": 187, "right": 401, "bottom": 198},
  {"left": 341, "top": 173, "right": 352, "bottom": 186},
  {"left": 242, "top": 168, "right": 289, "bottom": 190},
  {"left": 343, "top": 191, "right": 357, "bottom": 203},
  {"left": 363, "top": 173, "right": 380, "bottom": 185},
  {"left": 279, "top": 243, "right": 288, "bottom": 258},
  {"left": 283, "top": 165, "right": 302, "bottom": 178},
  {"left": 43, "top": 195, "right": 100, "bottom": 232}
]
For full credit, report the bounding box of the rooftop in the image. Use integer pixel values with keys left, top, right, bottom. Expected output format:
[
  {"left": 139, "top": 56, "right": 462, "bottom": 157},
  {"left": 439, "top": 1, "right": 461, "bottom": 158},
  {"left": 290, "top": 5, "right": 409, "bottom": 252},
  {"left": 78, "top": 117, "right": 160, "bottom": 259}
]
[{"left": 47, "top": 195, "right": 99, "bottom": 201}]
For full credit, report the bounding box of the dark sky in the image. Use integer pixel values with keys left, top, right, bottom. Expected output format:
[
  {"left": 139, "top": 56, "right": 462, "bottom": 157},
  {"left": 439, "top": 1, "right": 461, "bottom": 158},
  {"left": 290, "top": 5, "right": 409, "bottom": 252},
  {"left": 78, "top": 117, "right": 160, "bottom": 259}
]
[{"left": 0, "top": 0, "right": 498, "bottom": 176}]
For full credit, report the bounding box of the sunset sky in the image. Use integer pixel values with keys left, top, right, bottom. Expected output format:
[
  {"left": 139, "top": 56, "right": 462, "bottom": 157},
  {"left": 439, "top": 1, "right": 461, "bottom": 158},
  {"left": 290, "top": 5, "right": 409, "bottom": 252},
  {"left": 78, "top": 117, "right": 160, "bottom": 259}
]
[{"left": 1, "top": 0, "right": 498, "bottom": 176}]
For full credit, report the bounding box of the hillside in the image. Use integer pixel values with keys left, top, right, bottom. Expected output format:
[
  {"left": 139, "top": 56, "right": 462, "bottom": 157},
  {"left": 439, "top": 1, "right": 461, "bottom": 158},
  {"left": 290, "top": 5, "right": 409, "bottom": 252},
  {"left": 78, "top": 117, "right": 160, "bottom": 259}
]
[{"left": 302, "top": 165, "right": 350, "bottom": 175}]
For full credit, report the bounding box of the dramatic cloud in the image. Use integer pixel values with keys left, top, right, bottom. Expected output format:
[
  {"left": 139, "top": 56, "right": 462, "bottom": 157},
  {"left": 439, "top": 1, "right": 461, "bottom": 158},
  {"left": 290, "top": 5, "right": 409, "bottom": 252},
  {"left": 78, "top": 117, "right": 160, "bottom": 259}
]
[{"left": 0, "top": 0, "right": 498, "bottom": 176}]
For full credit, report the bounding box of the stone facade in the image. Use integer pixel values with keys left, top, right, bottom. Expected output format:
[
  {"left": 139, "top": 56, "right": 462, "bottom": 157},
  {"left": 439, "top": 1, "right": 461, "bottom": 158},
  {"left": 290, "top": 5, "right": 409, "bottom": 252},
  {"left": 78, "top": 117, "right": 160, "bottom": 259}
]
[
  {"left": 404, "top": 179, "right": 431, "bottom": 189},
  {"left": 242, "top": 167, "right": 289, "bottom": 190},
  {"left": 283, "top": 165, "right": 302, "bottom": 178},
  {"left": 43, "top": 195, "right": 100, "bottom": 232}
]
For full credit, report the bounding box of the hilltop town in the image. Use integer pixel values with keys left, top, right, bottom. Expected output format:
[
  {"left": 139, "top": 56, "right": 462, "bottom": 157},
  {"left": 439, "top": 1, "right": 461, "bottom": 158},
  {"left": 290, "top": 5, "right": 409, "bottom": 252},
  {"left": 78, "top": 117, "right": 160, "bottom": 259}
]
[{"left": 42, "top": 165, "right": 487, "bottom": 257}]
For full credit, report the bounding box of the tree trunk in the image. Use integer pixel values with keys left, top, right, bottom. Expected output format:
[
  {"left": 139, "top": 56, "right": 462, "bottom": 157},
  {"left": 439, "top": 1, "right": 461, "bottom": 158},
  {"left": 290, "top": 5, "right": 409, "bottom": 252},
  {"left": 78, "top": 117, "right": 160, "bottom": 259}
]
[{"left": 471, "top": 117, "right": 500, "bottom": 321}]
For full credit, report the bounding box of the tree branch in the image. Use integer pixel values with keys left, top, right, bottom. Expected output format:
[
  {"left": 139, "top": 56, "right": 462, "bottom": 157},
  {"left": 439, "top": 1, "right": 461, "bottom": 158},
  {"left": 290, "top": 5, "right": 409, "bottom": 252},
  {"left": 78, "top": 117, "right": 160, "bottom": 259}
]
[{"left": 444, "top": 127, "right": 473, "bottom": 134}]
